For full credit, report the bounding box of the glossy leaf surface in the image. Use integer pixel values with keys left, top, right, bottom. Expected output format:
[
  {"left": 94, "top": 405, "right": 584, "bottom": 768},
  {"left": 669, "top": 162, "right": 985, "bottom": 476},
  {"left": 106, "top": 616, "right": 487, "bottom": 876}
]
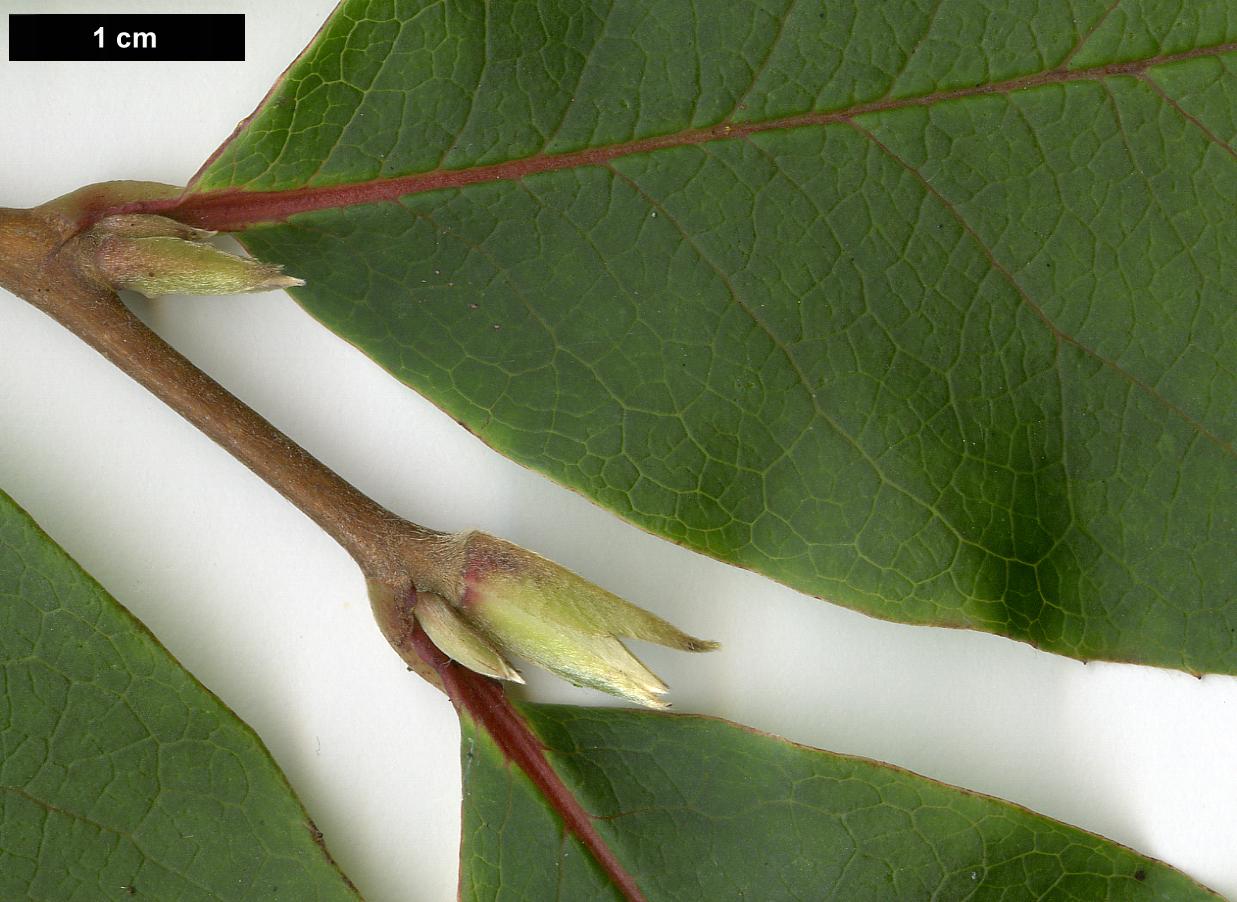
[
  {"left": 0, "top": 490, "right": 359, "bottom": 901},
  {"left": 459, "top": 704, "right": 1216, "bottom": 900},
  {"left": 179, "top": 0, "right": 1236, "bottom": 672}
]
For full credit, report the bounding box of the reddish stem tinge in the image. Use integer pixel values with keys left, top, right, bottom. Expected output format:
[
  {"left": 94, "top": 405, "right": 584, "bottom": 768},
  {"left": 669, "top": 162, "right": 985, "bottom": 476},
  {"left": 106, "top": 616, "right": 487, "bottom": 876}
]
[
  {"left": 408, "top": 620, "right": 647, "bottom": 901},
  {"left": 0, "top": 199, "right": 647, "bottom": 900}
]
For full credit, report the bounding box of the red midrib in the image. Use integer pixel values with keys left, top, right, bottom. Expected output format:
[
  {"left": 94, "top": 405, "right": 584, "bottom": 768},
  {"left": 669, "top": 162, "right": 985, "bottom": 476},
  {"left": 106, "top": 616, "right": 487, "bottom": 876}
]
[
  {"left": 407, "top": 625, "right": 648, "bottom": 902},
  {"left": 129, "top": 43, "right": 1234, "bottom": 232}
]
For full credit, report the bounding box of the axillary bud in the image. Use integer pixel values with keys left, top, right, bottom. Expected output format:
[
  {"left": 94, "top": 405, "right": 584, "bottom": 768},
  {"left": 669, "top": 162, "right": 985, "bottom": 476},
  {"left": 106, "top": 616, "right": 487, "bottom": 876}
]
[{"left": 88, "top": 212, "right": 302, "bottom": 298}]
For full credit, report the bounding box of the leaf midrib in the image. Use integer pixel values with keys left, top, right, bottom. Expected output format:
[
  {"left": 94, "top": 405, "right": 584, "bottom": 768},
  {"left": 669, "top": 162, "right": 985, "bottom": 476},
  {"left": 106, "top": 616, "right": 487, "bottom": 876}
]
[
  {"left": 114, "top": 36, "right": 1231, "bottom": 525},
  {"left": 405, "top": 622, "right": 648, "bottom": 902},
  {"left": 146, "top": 42, "right": 1236, "bottom": 233}
]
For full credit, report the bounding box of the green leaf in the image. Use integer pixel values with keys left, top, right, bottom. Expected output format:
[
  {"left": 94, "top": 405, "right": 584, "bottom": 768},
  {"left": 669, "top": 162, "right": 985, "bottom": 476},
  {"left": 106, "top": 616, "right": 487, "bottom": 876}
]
[
  {"left": 172, "top": 1, "right": 1236, "bottom": 673},
  {"left": 460, "top": 703, "right": 1217, "bottom": 900},
  {"left": 0, "top": 490, "right": 359, "bottom": 901}
]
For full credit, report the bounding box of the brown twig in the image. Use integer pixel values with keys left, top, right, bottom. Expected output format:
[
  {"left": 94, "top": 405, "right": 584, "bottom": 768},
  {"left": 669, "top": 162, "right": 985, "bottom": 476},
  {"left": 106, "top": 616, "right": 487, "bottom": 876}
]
[
  {"left": 0, "top": 194, "right": 648, "bottom": 901},
  {"left": 0, "top": 201, "right": 442, "bottom": 585}
]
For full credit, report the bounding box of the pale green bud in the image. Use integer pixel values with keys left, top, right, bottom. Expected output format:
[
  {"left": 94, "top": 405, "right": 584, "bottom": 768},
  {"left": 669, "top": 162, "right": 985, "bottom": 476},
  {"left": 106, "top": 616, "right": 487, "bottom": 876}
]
[
  {"left": 88, "top": 213, "right": 302, "bottom": 298},
  {"left": 423, "top": 532, "right": 718, "bottom": 707},
  {"left": 413, "top": 590, "right": 524, "bottom": 684},
  {"left": 94, "top": 213, "right": 216, "bottom": 242}
]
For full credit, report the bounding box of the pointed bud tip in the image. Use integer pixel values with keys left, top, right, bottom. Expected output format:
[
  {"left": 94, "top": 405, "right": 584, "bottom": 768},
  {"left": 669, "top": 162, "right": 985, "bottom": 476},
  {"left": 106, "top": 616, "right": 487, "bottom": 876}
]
[
  {"left": 607, "top": 680, "right": 670, "bottom": 709},
  {"left": 684, "top": 637, "right": 720, "bottom": 653},
  {"left": 262, "top": 272, "right": 305, "bottom": 291},
  {"left": 412, "top": 590, "right": 525, "bottom": 684},
  {"left": 450, "top": 530, "right": 718, "bottom": 704}
]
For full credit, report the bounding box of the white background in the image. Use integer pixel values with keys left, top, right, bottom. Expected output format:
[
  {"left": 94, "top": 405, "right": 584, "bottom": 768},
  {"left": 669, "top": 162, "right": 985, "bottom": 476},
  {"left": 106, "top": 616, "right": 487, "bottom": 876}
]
[{"left": 1, "top": 2, "right": 1234, "bottom": 899}]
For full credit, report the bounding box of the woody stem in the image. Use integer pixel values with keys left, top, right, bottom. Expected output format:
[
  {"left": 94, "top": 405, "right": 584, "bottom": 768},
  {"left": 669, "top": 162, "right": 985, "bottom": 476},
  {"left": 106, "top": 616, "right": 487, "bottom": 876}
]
[{"left": 0, "top": 202, "right": 440, "bottom": 586}]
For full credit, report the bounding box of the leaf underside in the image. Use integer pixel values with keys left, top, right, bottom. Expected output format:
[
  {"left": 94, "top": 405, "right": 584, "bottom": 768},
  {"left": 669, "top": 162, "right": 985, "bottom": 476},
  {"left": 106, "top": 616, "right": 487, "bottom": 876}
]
[
  {"left": 180, "top": 0, "right": 1236, "bottom": 673},
  {"left": 0, "top": 490, "right": 359, "bottom": 901},
  {"left": 460, "top": 703, "right": 1215, "bottom": 900}
]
